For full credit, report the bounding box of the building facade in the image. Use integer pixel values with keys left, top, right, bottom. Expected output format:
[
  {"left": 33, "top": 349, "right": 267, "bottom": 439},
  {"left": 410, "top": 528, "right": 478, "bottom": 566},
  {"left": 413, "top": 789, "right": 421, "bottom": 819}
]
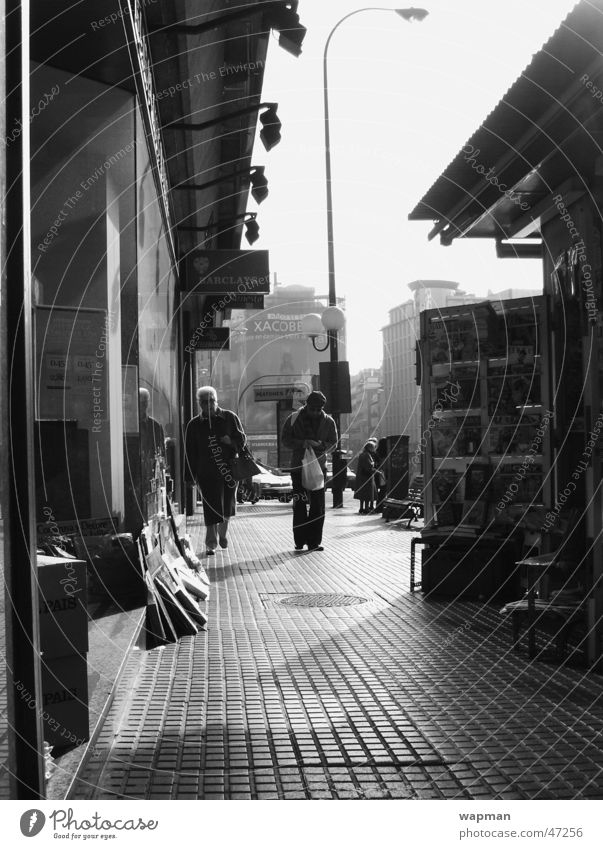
[
  {"left": 204, "top": 279, "right": 346, "bottom": 466},
  {"left": 1, "top": 0, "right": 303, "bottom": 797},
  {"left": 381, "top": 281, "right": 469, "bottom": 457},
  {"left": 348, "top": 368, "right": 382, "bottom": 460}
]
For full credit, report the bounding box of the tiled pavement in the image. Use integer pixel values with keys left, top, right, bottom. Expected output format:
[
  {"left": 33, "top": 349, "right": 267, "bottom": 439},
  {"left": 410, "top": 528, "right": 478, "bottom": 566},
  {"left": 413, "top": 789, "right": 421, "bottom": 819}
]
[{"left": 69, "top": 494, "right": 603, "bottom": 800}]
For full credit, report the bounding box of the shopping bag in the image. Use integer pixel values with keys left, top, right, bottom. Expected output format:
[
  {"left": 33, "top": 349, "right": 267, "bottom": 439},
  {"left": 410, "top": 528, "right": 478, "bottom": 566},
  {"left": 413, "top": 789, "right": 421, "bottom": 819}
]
[
  {"left": 301, "top": 447, "right": 324, "bottom": 491},
  {"left": 230, "top": 447, "right": 262, "bottom": 481}
]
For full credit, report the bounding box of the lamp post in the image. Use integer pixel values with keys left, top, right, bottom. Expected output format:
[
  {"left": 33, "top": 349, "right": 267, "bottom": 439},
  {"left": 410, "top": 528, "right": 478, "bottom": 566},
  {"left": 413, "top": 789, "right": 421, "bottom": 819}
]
[
  {"left": 313, "top": 6, "right": 428, "bottom": 504},
  {"left": 319, "top": 6, "right": 430, "bottom": 414},
  {"left": 323, "top": 5, "right": 429, "bottom": 333}
]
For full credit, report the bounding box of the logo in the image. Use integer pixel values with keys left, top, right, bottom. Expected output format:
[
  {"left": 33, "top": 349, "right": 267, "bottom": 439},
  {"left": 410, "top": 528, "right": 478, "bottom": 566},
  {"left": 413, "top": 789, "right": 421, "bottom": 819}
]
[
  {"left": 20, "top": 810, "right": 46, "bottom": 836},
  {"left": 192, "top": 254, "right": 210, "bottom": 277}
]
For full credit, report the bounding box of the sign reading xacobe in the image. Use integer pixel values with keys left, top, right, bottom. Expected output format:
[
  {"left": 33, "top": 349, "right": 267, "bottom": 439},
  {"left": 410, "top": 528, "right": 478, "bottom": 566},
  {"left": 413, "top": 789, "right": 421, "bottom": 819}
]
[{"left": 183, "top": 249, "right": 270, "bottom": 295}]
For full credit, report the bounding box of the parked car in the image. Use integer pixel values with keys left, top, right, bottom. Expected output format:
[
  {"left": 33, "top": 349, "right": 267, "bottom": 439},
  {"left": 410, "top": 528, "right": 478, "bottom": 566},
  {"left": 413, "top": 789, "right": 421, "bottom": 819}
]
[
  {"left": 324, "top": 461, "right": 356, "bottom": 490},
  {"left": 252, "top": 462, "right": 293, "bottom": 501}
]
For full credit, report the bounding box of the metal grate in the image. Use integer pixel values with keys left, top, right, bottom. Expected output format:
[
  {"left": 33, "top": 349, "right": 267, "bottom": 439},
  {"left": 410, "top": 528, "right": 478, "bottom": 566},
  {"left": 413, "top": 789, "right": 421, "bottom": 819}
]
[{"left": 277, "top": 593, "right": 370, "bottom": 608}]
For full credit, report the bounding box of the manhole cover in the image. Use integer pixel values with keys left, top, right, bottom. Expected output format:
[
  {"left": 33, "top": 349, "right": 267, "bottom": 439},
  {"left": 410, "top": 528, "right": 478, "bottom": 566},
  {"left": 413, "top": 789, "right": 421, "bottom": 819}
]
[{"left": 277, "top": 593, "right": 369, "bottom": 608}]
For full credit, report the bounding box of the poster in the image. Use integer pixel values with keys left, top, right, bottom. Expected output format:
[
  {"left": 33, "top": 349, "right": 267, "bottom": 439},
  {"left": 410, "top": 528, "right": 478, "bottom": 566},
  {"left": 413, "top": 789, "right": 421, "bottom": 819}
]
[{"left": 35, "top": 306, "right": 109, "bottom": 428}]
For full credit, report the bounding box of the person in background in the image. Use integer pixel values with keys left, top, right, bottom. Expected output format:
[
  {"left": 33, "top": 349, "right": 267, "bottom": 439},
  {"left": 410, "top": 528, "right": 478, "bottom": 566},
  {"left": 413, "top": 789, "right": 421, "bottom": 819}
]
[
  {"left": 139, "top": 387, "right": 166, "bottom": 488},
  {"left": 281, "top": 390, "right": 338, "bottom": 552},
  {"left": 184, "top": 386, "right": 247, "bottom": 555},
  {"left": 354, "top": 441, "right": 377, "bottom": 514}
]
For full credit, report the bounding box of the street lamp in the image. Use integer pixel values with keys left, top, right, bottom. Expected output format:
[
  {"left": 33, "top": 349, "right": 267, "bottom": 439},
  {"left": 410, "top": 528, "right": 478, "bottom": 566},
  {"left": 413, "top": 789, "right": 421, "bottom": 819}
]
[
  {"left": 175, "top": 166, "right": 269, "bottom": 205},
  {"left": 178, "top": 211, "right": 260, "bottom": 245},
  {"left": 308, "top": 5, "right": 428, "bottom": 506},
  {"left": 151, "top": 2, "right": 307, "bottom": 58},
  {"left": 301, "top": 306, "right": 345, "bottom": 352},
  {"left": 319, "top": 6, "right": 429, "bottom": 428},
  {"left": 166, "top": 103, "right": 283, "bottom": 152}
]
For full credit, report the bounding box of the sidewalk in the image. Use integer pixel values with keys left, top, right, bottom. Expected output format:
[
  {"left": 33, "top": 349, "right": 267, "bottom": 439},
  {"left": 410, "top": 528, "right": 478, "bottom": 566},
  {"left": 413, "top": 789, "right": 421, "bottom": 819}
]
[{"left": 68, "top": 494, "right": 603, "bottom": 800}]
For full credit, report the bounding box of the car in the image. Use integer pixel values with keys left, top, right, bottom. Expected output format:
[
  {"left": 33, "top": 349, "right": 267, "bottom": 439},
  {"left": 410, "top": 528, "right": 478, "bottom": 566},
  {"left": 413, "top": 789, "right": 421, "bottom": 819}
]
[
  {"left": 324, "top": 462, "right": 356, "bottom": 490},
  {"left": 252, "top": 462, "right": 293, "bottom": 501}
]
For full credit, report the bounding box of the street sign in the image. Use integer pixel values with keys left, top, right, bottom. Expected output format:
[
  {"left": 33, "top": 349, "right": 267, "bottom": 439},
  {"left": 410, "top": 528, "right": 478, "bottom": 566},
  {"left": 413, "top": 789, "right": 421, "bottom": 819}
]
[
  {"left": 254, "top": 385, "right": 295, "bottom": 402},
  {"left": 190, "top": 327, "right": 230, "bottom": 350}
]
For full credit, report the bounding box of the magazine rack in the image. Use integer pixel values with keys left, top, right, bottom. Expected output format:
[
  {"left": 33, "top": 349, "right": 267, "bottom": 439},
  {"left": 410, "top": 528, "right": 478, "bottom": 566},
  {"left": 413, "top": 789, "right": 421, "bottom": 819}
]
[{"left": 419, "top": 297, "right": 546, "bottom": 533}]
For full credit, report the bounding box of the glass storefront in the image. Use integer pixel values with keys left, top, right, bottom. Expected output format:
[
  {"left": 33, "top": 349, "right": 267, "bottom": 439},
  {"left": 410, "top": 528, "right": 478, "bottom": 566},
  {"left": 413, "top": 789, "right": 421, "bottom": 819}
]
[
  {"left": 19, "top": 56, "right": 183, "bottom": 791},
  {"left": 30, "top": 63, "right": 136, "bottom": 529},
  {"left": 29, "top": 62, "right": 182, "bottom": 533},
  {"left": 135, "top": 110, "right": 181, "bottom": 518}
]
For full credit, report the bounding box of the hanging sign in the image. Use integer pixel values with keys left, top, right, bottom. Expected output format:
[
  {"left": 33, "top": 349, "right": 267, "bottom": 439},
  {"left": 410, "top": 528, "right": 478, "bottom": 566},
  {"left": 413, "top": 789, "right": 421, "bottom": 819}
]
[
  {"left": 189, "top": 327, "right": 230, "bottom": 350},
  {"left": 254, "top": 386, "right": 295, "bottom": 402},
  {"left": 183, "top": 249, "right": 270, "bottom": 295},
  {"left": 227, "top": 294, "right": 265, "bottom": 310}
]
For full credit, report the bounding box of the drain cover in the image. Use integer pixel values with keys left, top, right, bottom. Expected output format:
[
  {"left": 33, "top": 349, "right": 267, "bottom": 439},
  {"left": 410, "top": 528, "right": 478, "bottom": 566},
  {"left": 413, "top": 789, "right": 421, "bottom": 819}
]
[{"left": 277, "top": 593, "right": 369, "bottom": 608}]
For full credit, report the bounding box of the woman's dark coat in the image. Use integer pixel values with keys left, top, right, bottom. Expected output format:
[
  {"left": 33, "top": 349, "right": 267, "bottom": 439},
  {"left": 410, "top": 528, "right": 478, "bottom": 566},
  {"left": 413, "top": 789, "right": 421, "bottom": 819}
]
[{"left": 354, "top": 449, "right": 377, "bottom": 501}]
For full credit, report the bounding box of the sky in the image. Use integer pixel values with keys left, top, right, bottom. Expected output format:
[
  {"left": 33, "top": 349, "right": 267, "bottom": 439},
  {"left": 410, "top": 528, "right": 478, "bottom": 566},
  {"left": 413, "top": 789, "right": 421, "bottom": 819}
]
[{"left": 247, "top": 0, "right": 580, "bottom": 372}]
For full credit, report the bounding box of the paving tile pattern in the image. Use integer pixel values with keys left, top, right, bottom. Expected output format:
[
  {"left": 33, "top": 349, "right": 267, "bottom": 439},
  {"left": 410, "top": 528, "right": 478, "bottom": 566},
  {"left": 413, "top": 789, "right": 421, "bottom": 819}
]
[{"left": 70, "top": 498, "right": 603, "bottom": 800}]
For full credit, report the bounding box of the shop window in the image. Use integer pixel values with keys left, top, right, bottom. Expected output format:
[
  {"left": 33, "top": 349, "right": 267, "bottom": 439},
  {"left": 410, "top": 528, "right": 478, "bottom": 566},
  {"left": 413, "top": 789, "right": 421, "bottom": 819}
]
[{"left": 30, "top": 63, "right": 135, "bottom": 528}]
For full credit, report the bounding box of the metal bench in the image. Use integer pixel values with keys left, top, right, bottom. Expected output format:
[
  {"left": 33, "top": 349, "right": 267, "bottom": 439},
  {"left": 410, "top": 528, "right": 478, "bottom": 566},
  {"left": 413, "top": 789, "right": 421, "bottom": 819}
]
[
  {"left": 500, "top": 597, "right": 586, "bottom": 660},
  {"left": 382, "top": 485, "right": 424, "bottom": 528}
]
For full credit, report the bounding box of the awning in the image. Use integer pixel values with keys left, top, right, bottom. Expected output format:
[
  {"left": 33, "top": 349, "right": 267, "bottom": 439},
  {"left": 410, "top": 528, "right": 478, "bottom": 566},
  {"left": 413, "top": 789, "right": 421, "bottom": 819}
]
[{"left": 408, "top": 0, "right": 603, "bottom": 246}]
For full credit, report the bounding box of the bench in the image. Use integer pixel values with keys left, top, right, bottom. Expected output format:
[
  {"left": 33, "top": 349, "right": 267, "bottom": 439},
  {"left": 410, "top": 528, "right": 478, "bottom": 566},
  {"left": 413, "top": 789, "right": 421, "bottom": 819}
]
[
  {"left": 382, "top": 486, "right": 424, "bottom": 528},
  {"left": 500, "top": 597, "right": 586, "bottom": 660}
]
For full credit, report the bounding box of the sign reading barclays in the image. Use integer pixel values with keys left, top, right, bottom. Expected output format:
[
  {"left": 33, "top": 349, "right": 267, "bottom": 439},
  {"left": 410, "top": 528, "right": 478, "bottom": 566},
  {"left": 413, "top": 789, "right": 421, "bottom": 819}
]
[{"left": 182, "top": 249, "right": 270, "bottom": 295}]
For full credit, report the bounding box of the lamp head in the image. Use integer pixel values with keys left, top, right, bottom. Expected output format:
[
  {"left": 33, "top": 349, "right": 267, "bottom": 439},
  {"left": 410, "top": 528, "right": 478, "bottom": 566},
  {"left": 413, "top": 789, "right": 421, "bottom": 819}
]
[
  {"left": 250, "top": 167, "right": 269, "bottom": 204},
  {"left": 321, "top": 306, "right": 345, "bottom": 332},
  {"left": 267, "top": 4, "right": 307, "bottom": 57},
  {"left": 301, "top": 313, "right": 324, "bottom": 337},
  {"left": 244, "top": 215, "right": 260, "bottom": 245},
  {"left": 395, "top": 8, "right": 429, "bottom": 22},
  {"left": 259, "top": 104, "right": 282, "bottom": 151}
]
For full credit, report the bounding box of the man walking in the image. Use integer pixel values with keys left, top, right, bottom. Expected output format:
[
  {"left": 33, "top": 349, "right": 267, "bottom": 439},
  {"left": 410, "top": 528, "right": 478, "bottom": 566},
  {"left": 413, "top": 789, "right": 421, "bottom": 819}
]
[
  {"left": 184, "top": 386, "right": 248, "bottom": 555},
  {"left": 281, "top": 390, "right": 338, "bottom": 552}
]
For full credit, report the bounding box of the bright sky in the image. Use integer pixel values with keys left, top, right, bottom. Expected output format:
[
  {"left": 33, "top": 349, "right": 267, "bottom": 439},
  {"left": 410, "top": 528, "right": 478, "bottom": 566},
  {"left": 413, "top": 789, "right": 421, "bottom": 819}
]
[{"left": 250, "top": 0, "right": 579, "bottom": 372}]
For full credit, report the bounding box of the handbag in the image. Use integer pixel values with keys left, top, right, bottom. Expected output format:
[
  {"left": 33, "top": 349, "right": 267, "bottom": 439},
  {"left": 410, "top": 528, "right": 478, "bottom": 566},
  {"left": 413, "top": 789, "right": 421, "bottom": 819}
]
[
  {"left": 301, "top": 446, "right": 325, "bottom": 491},
  {"left": 230, "top": 447, "right": 261, "bottom": 481},
  {"left": 374, "top": 469, "right": 386, "bottom": 488}
]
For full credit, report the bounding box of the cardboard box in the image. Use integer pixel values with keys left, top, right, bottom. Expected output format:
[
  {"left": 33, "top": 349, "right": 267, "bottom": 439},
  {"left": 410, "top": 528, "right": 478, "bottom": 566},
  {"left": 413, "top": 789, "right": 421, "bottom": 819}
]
[
  {"left": 37, "top": 556, "right": 88, "bottom": 657},
  {"left": 40, "top": 653, "right": 89, "bottom": 748}
]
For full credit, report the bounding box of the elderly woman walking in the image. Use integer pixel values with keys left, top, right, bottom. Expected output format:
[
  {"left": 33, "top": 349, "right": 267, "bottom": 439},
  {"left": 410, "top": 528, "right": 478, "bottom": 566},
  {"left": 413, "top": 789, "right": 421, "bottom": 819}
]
[
  {"left": 354, "top": 441, "right": 377, "bottom": 515},
  {"left": 184, "top": 386, "right": 247, "bottom": 555}
]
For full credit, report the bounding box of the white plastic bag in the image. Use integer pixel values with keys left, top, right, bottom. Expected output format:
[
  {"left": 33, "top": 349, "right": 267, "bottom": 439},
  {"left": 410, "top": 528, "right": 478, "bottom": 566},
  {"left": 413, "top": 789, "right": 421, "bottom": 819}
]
[{"left": 301, "top": 446, "right": 324, "bottom": 491}]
